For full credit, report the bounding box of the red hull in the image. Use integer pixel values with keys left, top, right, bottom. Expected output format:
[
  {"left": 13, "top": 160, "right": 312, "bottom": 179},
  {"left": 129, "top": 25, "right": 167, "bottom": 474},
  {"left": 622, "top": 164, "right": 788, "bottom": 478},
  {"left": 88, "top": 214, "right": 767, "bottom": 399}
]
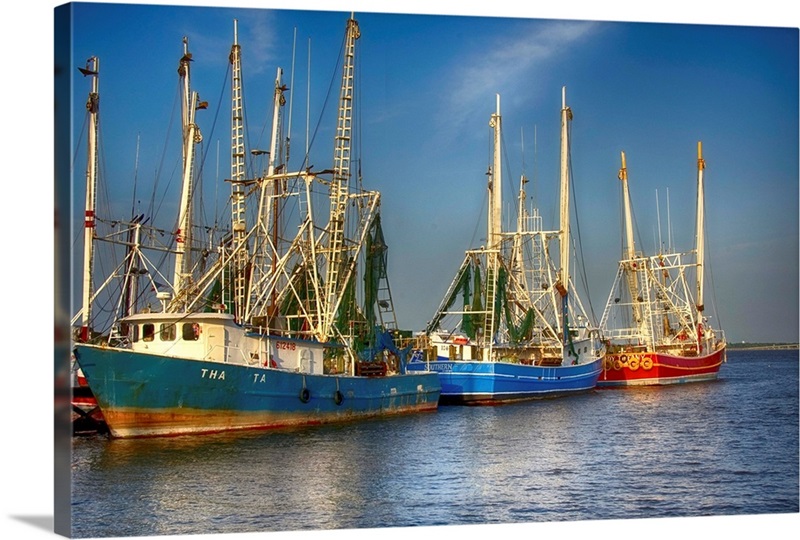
[
  {"left": 71, "top": 378, "right": 107, "bottom": 434},
  {"left": 597, "top": 346, "right": 725, "bottom": 387}
]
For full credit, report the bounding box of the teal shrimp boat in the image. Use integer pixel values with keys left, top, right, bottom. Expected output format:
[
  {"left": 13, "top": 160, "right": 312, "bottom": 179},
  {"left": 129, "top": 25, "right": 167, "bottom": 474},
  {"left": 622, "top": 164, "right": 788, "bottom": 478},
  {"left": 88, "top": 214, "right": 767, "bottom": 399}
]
[{"left": 72, "top": 15, "right": 439, "bottom": 438}]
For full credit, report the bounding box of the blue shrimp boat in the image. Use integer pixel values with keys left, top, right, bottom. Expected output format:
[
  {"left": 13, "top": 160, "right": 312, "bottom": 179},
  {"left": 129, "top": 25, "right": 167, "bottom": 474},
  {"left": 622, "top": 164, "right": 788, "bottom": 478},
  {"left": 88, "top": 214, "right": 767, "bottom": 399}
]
[
  {"left": 72, "top": 15, "right": 439, "bottom": 438},
  {"left": 407, "top": 90, "right": 604, "bottom": 403}
]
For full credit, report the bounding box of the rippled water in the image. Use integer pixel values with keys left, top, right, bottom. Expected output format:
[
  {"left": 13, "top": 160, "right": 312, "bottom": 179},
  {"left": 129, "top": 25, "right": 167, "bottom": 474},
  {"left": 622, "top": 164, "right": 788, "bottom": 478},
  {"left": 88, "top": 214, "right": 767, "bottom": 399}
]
[{"left": 70, "top": 349, "right": 799, "bottom": 538}]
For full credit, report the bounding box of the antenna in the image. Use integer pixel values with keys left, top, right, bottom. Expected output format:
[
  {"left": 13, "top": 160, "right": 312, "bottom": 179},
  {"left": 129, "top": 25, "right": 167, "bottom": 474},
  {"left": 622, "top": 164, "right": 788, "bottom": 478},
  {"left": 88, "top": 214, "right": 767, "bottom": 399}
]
[
  {"left": 130, "top": 133, "right": 140, "bottom": 220},
  {"left": 306, "top": 37, "right": 311, "bottom": 158},
  {"left": 533, "top": 124, "right": 538, "bottom": 206},
  {"left": 666, "top": 187, "right": 672, "bottom": 252},
  {"left": 655, "top": 188, "right": 663, "bottom": 253},
  {"left": 287, "top": 27, "right": 297, "bottom": 165}
]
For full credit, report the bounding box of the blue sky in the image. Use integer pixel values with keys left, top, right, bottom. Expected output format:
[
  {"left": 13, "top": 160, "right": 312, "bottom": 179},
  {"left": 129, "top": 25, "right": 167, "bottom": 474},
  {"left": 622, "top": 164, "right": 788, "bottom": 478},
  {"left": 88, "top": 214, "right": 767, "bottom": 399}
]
[{"left": 58, "top": 1, "right": 798, "bottom": 344}]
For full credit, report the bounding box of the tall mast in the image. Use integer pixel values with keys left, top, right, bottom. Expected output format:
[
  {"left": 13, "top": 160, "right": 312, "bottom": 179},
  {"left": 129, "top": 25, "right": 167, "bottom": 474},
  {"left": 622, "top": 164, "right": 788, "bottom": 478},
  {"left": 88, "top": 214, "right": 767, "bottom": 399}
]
[
  {"left": 481, "top": 95, "right": 502, "bottom": 353},
  {"left": 248, "top": 67, "right": 286, "bottom": 320},
  {"left": 513, "top": 170, "right": 528, "bottom": 286},
  {"left": 79, "top": 57, "right": 99, "bottom": 342},
  {"left": 557, "top": 86, "right": 572, "bottom": 348},
  {"left": 619, "top": 151, "right": 636, "bottom": 260},
  {"left": 173, "top": 38, "right": 204, "bottom": 303},
  {"left": 695, "top": 141, "right": 706, "bottom": 324},
  {"left": 230, "top": 19, "right": 248, "bottom": 324},
  {"left": 488, "top": 94, "right": 502, "bottom": 248},
  {"left": 268, "top": 67, "right": 286, "bottom": 313},
  {"left": 321, "top": 14, "right": 360, "bottom": 340},
  {"left": 619, "top": 151, "right": 643, "bottom": 330}
]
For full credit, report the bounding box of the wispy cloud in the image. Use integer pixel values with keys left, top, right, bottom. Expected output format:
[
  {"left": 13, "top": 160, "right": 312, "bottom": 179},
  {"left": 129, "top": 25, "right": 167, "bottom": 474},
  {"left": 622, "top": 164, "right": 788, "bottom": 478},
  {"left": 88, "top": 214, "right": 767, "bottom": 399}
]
[
  {"left": 436, "top": 19, "right": 600, "bottom": 134},
  {"left": 239, "top": 10, "right": 279, "bottom": 75},
  {"left": 181, "top": 9, "right": 279, "bottom": 75}
]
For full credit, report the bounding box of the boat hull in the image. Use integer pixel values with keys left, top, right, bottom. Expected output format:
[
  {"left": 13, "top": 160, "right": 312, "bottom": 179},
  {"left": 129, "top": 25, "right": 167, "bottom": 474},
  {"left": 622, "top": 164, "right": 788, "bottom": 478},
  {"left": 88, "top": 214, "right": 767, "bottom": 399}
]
[
  {"left": 596, "top": 346, "right": 725, "bottom": 387},
  {"left": 73, "top": 344, "right": 441, "bottom": 438},
  {"left": 406, "top": 357, "right": 603, "bottom": 404}
]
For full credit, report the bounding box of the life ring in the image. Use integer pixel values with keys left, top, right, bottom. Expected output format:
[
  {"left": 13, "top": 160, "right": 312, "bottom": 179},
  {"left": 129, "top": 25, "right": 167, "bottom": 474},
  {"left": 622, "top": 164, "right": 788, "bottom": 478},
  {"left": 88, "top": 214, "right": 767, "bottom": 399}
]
[
  {"left": 613, "top": 358, "right": 623, "bottom": 371},
  {"left": 629, "top": 356, "right": 640, "bottom": 371},
  {"left": 620, "top": 354, "right": 628, "bottom": 365},
  {"left": 334, "top": 390, "right": 344, "bottom": 405},
  {"left": 299, "top": 387, "right": 310, "bottom": 403},
  {"left": 642, "top": 357, "right": 653, "bottom": 370},
  {"left": 603, "top": 358, "right": 613, "bottom": 371}
]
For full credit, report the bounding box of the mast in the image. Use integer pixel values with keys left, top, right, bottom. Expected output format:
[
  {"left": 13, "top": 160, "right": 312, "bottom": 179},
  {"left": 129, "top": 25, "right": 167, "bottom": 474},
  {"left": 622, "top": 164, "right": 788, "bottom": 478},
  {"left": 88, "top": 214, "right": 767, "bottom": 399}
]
[
  {"left": 488, "top": 94, "right": 502, "bottom": 248},
  {"left": 230, "top": 19, "right": 248, "bottom": 324},
  {"left": 321, "top": 14, "right": 360, "bottom": 340},
  {"left": 557, "top": 86, "right": 572, "bottom": 348},
  {"left": 516, "top": 128, "right": 528, "bottom": 240},
  {"left": 513, "top": 171, "right": 528, "bottom": 286},
  {"left": 482, "top": 95, "right": 502, "bottom": 353},
  {"left": 619, "top": 151, "right": 643, "bottom": 332},
  {"left": 173, "top": 38, "right": 204, "bottom": 303},
  {"left": 268, "top": 68, "right": 286, "bottom": 316},
  {"left": 266, "top": 68, "right": 284, "bottom": 179},
  {"left": 247, "top": 67, "right": 286, "bottom": 321},
  {"left": 619, "top": 152, "right": 636, "bottom": 261},
  {"left": 695, "top": 141, "right": 706, "bottom": 341},
  {"left": 79, "top": 57, "right": 99, "bottom": 342}
]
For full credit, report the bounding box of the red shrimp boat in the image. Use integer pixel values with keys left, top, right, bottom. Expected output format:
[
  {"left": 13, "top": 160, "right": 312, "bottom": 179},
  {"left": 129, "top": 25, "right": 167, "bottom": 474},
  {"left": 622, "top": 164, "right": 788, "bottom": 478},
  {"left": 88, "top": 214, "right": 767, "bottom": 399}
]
[{"left": 598, "top": 143, "right": 726, "bottom": 387}]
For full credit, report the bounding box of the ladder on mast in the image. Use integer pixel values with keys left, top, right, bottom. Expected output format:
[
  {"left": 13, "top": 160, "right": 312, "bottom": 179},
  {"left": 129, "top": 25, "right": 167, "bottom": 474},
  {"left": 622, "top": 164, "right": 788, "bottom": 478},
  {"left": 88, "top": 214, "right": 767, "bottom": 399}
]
[
  {"left": 321, "top": 16, "right": 360, "bottom": 339},
  {"left": 482, "top": 253, "right": 498, "bottom": 354},
  {"left": 230, "top": 20, "right": 248, "bottom": 324}
]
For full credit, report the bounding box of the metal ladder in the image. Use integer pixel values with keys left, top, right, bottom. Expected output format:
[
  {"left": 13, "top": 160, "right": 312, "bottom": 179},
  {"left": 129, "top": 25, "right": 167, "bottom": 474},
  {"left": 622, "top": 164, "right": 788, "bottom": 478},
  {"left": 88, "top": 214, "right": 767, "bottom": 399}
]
[
  {"left": 229, "top": 24, "right": 248, "bottom": 325},
  {"left": 322, "top": 17, "right": 359, "bottom": 338},
  {"left": 376, "top": 272, "right": 398, "bottom": 331},
  {"left": 482, "top": 253, "right": 498, "bottom": 352}
]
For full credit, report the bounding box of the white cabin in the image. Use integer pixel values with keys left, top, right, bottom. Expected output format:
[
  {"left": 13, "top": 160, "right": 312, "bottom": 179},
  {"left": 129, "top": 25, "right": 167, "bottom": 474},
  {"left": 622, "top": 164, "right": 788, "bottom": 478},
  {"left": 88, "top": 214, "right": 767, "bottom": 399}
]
[{"left": 121, "top": 312, "right": 325, "bottom": 374}]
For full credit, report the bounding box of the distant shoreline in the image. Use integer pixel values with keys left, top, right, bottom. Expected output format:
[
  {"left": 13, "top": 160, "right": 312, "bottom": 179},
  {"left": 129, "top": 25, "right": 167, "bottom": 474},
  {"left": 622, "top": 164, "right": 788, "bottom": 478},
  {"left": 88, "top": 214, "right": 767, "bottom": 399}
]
[{"left": 728, "top": 344, "right": 799, "bottom": 351}]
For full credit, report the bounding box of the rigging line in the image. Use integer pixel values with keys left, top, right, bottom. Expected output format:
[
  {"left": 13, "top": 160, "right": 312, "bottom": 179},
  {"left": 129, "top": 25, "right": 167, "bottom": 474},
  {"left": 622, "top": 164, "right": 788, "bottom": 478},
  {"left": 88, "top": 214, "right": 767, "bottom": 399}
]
[
  {"left": 150, "top": 80, "right": 182, "bottom": 227},
  {"left": 706, "top": 234, "right": 723, "bottom": 330},
  {"left": 631, "top": 186, "right": 643, "bottom": 257},
  {"left": 566, "top": 121, "right": 597, "bottom": 323},
  {"left": 130, "top": 134, "right": 141, "bottom": 220},
  {"left": 304, "top": 30, "right": 342, "bottom": 168},
  {"left": 190, "top": 64, "right": 232, "bottom": 238},
  {"left": 252, "top": 86, "right": 271, "bottom": 154},
  {"left": 197, "top": 60, "right": 230, "bottom": 190},
  {"left": 213, "top": 140, "right": 220, "bottom": 229},
  {"left": 72, "top": 111, "right": 90, "bottom": 247},
  {"left": 306, "top": 37, "right": 311, "bottom": 158},
  {"left": 618, "top": 172, "right": 625, "bottom": 259},
  {"left": 500, "top": 120, "right": 520, "bottom": 225},
  {"left": 239, "top": 60, "right": 257, "bottom": 187},
  {"left": 355, "top": 39, "right": 363, "bottom": 193},
  {"left": 698, "top": 172, "right": 723, "bottom": 330},
  {"left": 287, "top": 27, "right": 297, "bottom": 165},
  {"left": 532, "top": 124, "right": 539, "bottom": 207}
]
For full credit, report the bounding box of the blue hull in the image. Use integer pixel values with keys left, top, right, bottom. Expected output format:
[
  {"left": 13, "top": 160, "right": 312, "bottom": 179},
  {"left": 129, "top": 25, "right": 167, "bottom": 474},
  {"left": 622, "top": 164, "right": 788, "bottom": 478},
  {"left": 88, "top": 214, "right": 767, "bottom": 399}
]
[
  {"left": 73, "top": 344, "right": 441, "bottom": 438},
  {"left": 406, "top": 357, "right": 603, "bottom": 404}
]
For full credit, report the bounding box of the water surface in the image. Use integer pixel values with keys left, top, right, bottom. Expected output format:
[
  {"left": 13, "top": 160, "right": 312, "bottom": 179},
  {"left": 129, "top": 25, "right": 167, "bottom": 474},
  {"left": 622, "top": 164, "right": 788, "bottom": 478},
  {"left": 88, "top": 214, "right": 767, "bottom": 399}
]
[{"left": 70, "top": 349, "right": 799, "bottom": 537}]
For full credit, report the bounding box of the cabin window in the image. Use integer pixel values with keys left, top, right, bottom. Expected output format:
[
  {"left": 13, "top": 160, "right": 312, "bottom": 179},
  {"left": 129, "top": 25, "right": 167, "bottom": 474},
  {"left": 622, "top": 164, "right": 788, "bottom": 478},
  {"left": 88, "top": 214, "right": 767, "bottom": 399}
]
[
  {"left": 160, "top": 323, "right": 176, "bottom": 341},
  {"left": 142, "top": 323, "right": 155, "bottom": 342},
  {"left": 182, "top": 322, "right": 201, "bottom": 341},
  {"left": 131, "top": 324, "right": 139, "bottom": 342}
]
